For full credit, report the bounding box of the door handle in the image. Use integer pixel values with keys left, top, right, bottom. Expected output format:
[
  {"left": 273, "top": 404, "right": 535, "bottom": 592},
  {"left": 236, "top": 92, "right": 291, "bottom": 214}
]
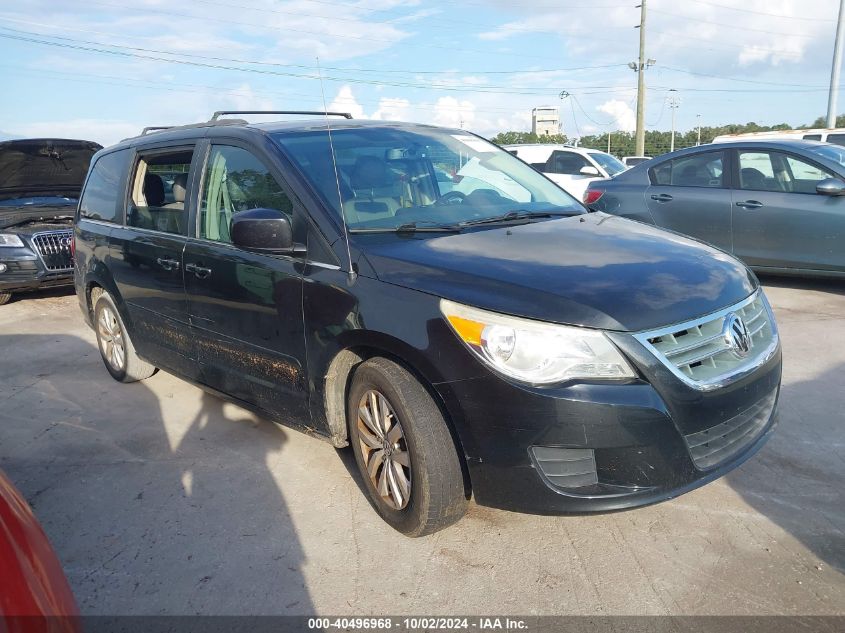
[
  {"left": 735, "top": 200, "right": 763, "bottom": 209},
  {"left": 650, "top": 193, "right": 673, "bottom": 202},
  {"left": 185, "top": 263, "right": 212, "bottom": 279},
  {"left": 156, "top": 257, "right": 180, "bottom": 271}
]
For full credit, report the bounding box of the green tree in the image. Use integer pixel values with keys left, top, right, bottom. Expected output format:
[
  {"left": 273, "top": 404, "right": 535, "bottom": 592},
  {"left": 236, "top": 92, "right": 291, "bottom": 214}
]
[
  {"left": 490, "top": 119, "right": 805, "bottom": 158},
  {"left": 491, "top": 131, "right": 569, "bottom": 145}
]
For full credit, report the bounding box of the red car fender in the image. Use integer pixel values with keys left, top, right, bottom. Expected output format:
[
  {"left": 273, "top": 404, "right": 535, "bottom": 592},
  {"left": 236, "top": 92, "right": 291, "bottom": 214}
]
[{"left": 0, "top": 469, "right": 79, "bottom": 633}]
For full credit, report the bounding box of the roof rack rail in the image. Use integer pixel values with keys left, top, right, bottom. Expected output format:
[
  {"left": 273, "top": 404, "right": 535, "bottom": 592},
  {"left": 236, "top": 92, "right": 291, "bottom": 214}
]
[
  {"left": 140, "top": 126, "right": 174, "bottom": 135},
  {"left": 210, "top": 110, "right": 353, "bottom": 121}
]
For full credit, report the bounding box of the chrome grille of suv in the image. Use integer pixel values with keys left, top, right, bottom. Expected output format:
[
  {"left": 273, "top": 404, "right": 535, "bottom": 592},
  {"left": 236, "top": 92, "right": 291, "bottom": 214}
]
[
  {"left": 31, "top": 231, "right": 74, "bottom": 271},
  {"left": 633, "top": 291, "right": 778, "bottom": 391}
]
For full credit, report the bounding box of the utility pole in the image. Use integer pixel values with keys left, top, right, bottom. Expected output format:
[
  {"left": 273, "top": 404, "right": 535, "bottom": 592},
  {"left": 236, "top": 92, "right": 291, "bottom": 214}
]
[
  {"left": 696, "top": 114, "right": 702, "bottom": 146},
  {"left": 828, "top": 0, "right": 845, "bottom": 128},
  {"left": 607, "top": 131, "right": 611, "bottom": 153},
  {"left": 634, "top": 1, "right": 648, "bottom": 156},
  {"left": 668, "top": 90, "right": 680, "bottom": 153}
]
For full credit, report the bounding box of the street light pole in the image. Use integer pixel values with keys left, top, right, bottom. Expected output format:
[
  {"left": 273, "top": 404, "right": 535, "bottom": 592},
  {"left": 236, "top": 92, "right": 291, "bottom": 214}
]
[
  {"left": 827, "top": 0, "right": 845, "bottom": 128},
  {"left": 634, "top": 1, "right": 648, "bottom": 156},
  {"left": 696, "top": 114, "right": 702, "bottom": 146},
  {"left": 668, "top": 90, "right": 680, "bottom": 153}
]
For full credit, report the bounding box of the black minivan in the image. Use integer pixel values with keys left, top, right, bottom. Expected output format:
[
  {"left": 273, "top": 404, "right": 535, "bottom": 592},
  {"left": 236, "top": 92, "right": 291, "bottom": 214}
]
[{"left": 74, "top": 112, "right": 782, "bottom": 536}]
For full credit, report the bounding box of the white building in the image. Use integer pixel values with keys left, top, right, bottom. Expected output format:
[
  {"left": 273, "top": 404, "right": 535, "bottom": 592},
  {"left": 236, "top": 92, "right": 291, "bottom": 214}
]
[{"left": 532, "top": 106, "right": 561, "bottom": 137}]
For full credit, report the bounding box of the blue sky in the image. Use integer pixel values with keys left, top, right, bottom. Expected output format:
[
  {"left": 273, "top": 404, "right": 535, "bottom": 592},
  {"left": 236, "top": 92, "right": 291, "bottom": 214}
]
[{"left": 0, "top": 0, "right": 842, "bottom": 146}]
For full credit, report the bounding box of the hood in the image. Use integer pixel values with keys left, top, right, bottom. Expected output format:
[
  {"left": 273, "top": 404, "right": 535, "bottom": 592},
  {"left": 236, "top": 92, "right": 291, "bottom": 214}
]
[
  {"left": 359, "top": 213, "right": 757, "bottom": 332},
  {"left": 0, "top": 139, "right": 102, "bottom": 202}
]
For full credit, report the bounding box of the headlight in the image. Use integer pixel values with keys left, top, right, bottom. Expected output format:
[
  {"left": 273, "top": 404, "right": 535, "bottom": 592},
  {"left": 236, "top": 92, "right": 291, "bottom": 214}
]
[
  {"left": 0, "top": 233, "right": 25, "bottom": 248},
  {"left": 440, "top": 299, "right": 636, "bottom": 384}
]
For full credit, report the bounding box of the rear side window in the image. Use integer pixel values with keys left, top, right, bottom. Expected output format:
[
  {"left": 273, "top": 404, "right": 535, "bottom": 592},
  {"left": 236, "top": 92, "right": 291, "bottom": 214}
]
[
  {"left": 546, "top": 151, "right": 589, "bottom": 175},
  {"left": 826, "top": 133, "right": 845, "bottom": 146},
  {"left": 127, "top": 149, "right": 194, "bottom": 235},
  {"left": 79, "top": 150, "right": 128, "bottom": 223},
  {"left": 803, "top": 134, "right": 822, "bottom": 141},
  {"left": 650, "top": 152, "right": 724, "bottom": 188}
]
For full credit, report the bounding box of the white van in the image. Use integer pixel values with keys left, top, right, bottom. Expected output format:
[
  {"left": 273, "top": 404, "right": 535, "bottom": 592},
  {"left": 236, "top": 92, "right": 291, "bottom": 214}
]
[
  {"left": 711, "top": 128, "right": 845, "bottom": 146},
  {"left": 502, "top": 144, "right": 626, "bottom": 199}
]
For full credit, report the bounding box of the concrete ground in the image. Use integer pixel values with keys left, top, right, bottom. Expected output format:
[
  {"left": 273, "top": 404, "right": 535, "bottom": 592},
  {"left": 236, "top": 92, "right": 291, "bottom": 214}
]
[{"left": 0, "top": 278, "right": 843, "bottom": 616}]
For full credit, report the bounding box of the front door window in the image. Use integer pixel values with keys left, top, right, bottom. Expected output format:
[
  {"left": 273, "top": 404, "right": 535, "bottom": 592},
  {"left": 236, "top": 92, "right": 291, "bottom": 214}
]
[{"left": 200, "top": 145, "right": 293, "bottom": 243}]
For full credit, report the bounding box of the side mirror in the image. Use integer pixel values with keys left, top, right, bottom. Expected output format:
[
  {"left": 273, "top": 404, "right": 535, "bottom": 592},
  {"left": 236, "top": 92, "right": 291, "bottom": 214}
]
[
  {"left": 816, "top": 178, "right": 845, "bottom": 196},
  {"left": 231, "top": 208, "right": 306, "bottom": 255},
  {"left": 580, "top": 165, "right": 601, "bottom": 177}
]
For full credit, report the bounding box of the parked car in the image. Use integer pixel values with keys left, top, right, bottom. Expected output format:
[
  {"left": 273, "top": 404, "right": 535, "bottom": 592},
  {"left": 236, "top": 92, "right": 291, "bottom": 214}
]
[
  {"left": 0, "top": 139, "right": 102, "bottom": 305},
  {"left": 75, "top": 113, "right": 781, "bottom": 536},
  {"left": 622, "top": 155, "right": 651, "bottom": 167},
  {"left": 584, "top": 140, "right": 845, "bottom": 277},
  {"left": 502, "top": 144, "right": 626, "bottom": 199},
  {"left": 712, "top": 128, "right": 845, "bottom": 146},
  {"left": 0, "top": 468, "right": 79, "bottom": 629}
]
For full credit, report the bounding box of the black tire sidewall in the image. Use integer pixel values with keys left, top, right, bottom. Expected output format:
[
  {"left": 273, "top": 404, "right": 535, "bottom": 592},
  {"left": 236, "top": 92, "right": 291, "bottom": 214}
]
[{"left": 348, "top": 359, "right": 457, "bottom": 536}]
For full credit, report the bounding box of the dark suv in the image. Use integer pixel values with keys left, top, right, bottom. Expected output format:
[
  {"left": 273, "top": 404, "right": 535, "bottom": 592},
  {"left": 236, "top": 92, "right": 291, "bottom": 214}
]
[
  {"left": 0, "top": 139, "right": 101, "bottom": 305},
  {"left": 74, "top": 112, "right": 782, "bottom": 536}
]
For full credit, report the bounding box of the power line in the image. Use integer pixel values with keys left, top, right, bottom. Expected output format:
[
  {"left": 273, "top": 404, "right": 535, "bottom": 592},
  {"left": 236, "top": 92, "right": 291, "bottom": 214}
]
[
  {"left": 688, "top": 0, "right": 836, "bottom": 21},
  {"left": 0, "top": 29, "right": 566, "bottom": 96},
  {"left": 660, "top": 66, "right": 829, "bottom": 88},
  {"left": 0, "top": 14, "right": 630, "bottom": 77},
  {"left": 650, "top": 8, "right": 827, "bottom": 38},
  {"left": 71, "top": 0, "right": 584, "bottom": 61}
]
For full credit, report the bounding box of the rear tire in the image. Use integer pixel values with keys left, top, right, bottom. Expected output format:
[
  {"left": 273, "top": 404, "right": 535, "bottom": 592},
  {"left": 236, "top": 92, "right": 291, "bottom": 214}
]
[
  {"left": 0, "top": 292, "right": 11, "bottom": 306},
  {"left": 93, "top": 291, "right": 156, "bottom": 383},
  {"left": 348, "top": 357, "right": 467, "bottom": 536}
]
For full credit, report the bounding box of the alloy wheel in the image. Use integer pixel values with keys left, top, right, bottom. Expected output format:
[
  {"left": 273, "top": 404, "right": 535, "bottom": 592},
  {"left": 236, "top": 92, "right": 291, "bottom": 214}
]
[
  {"left": 97, "top": 305, "right": 126, "bottom": 372},
  {"left": 357, "top": 389, "right": 412, "bottom": 510}
]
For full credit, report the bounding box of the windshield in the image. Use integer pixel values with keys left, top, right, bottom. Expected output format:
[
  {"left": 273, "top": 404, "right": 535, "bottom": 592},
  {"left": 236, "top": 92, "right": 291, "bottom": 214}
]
[
  {"left": 808, "top": 144, "right": 845, "bottom": 168},
  {"left": 588, "top": 152, "right": 626, "bottom": 177},
  {"left": 273, "top": 126, "right": 583, "bottom": 230}
]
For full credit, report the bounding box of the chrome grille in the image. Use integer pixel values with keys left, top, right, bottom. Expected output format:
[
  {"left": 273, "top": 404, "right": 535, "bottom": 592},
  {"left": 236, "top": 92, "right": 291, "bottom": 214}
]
[
  {"left": 31, "top": 231, "right": 74, "bottom": 271},
  {"left": 684, "top": 387, "right": 778, "bottom": 469},
  {"left": 633, "top": 291, "right": 778, "bottom": 390}
]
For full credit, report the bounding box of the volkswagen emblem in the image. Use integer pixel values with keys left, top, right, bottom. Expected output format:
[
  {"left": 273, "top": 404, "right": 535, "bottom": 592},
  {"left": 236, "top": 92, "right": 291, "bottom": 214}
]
[{"left": 722, "top": 313, "right": 751, "bottom": 358}]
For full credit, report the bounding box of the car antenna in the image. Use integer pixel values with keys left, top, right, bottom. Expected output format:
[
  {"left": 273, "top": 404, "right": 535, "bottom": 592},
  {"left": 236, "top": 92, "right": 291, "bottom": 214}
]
[{"left": 317, "top": 56, "right": 356, "bottom": 284}]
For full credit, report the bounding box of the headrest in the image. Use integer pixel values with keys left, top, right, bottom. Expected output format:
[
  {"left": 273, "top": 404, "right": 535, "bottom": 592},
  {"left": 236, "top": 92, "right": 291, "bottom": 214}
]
[
  {"left": 172, "top": 173, "right": 187, "bottom": 203},
  {"left": 351, "top": 156, "right": 393, "bottom": 190},
  {"left": 143, "top": 173, "right": 165, "bottom": 207}
]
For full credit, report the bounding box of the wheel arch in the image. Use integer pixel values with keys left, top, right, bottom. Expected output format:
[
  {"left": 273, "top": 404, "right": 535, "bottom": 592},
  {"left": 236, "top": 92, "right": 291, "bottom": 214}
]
[{"left": 320, "top": 334, "right": 474, "bottom": 498}]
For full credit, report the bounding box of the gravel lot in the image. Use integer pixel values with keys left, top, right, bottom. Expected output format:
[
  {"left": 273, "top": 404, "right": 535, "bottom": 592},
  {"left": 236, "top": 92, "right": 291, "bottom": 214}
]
[{"left": 0, "top": 278, "right": 843, "bottom": 616}]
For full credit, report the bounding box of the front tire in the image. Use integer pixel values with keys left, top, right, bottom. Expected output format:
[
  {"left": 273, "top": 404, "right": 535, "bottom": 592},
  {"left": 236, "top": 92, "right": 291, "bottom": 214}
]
[
  {"left": 93, "top": 291, "right": 156, "bottom": 383},
  {"left": 348, "top": 357, "right": 467, "bottom": 536}
]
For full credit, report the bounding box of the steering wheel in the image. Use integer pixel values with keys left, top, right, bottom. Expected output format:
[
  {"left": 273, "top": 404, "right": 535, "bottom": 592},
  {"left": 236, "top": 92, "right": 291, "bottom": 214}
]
[{"left": 439, "top": 191, "right": 466, "bottom": 205}]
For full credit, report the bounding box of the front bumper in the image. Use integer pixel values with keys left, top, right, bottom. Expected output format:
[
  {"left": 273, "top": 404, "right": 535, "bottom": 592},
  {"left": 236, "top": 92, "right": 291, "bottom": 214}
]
[
  {"left": 0, "top": 256, "right": 74, "bottom": 293},
  {"left": 435, "top": 337, "right": 782, "bottom": 515},
  {"left": 0, "top": 241, "right": 73, "bottom": 294}
]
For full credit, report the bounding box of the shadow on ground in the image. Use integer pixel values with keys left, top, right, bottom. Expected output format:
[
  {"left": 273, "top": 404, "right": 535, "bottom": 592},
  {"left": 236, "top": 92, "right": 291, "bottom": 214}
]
[{"left": 0, "top": 333, "right": 314, "bottom": 615}]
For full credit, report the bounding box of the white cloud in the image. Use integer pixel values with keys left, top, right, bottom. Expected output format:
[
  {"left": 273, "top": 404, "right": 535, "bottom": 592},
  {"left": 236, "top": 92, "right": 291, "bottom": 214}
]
[
  {"left": 597, "top": 100, "right": 636, "bottom": 133},
  {"left": 328, "top": 85, "right": 366, "bottom": 119},
  {"left": 11, "top": 119, "right": 140, "bottom": 146},
  {"left": 433, "top": 97, "right": 476, "bottom": 129},
  {"left": 371, "top": 97, "right": 411, "bottom": 121}
]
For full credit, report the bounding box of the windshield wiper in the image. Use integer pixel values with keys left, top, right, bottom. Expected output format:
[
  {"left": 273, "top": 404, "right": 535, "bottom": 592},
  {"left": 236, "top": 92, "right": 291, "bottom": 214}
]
[
  {"left": 349, "top": 221, "right": 462, "bottom": 234},
  {"left": 460, "top": 210, "right": 581, "bottom": 228}
]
